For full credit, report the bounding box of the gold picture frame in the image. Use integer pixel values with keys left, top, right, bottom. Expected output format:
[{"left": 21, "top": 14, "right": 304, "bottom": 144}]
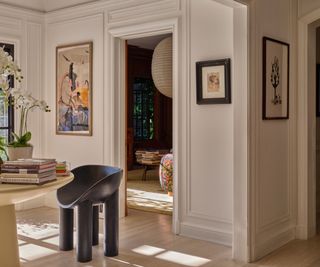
[{"left": 56, "top": 42, "right": 93, "bottom": 135}]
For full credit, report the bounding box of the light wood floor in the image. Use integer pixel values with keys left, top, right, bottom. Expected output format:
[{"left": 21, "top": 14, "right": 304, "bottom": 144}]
[{"left": 15, "top": 207, "right": 320, "bottom": 267}]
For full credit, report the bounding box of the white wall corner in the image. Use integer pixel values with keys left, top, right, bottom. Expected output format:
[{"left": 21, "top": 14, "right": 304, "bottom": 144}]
[
  {"left": 248, "top": 0, "right": 298, "bottom": 261},
  {"left": 232, "top": 0, "right": 249, "bottom": 262},
  {"left": 252, "top": 226, "right": 295, "bottom": 261}
]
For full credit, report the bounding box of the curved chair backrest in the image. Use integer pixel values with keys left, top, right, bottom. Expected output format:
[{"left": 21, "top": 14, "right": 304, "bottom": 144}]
[{"left": 57, "top": 165, "right": 123, "bottom": 209}]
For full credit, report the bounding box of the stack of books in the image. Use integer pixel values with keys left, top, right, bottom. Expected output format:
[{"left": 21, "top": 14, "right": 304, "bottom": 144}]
[
  {"left": 135, "top": 150, "right": 145, "bottom": 164},
  {"left": 0, "top": 158, "right": 57, "bottom": 185},
  {"left": 56, "top": 161, "right": 70, "bottom": 177},
  {"left": 141, "top": 151, "right": 162, "bottom": 164},
  {"left": 135, "top": 149, "right": 170, "bottom": 165}
]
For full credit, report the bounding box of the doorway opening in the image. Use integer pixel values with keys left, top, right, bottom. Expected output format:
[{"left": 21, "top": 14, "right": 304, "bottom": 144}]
[
  {"left": 125, "top": 34, "right": 173, "bottom": 216},
  {"left": 316, "top": 26, "right": 320, "bottom": 234},
  {"left": 297, "top": 12, "right": 320, "bottom": 240}
]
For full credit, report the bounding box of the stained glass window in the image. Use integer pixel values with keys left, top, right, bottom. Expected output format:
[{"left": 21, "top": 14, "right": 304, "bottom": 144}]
[{"left": 133, "top": 77, "right": 155, "bottom": 140}]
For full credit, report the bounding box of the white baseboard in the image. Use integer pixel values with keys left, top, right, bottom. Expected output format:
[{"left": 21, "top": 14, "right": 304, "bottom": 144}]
[
  {"left": 251, "top": 227, "right": 295, "bottom": 261},
  {"left": 180, "top": 221, "right": 232, "bottom": 247},
  {"left": 295, "top": 224, "right": 316, "bottom": 240}
]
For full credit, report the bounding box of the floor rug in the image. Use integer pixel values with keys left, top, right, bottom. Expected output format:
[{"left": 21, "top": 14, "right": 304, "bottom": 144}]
[
  {"left": 127, "top": 179, "right": 173, "bottom": 215},
  {"left": 17, "top": 222, "right": 59, "bottom": 240}
]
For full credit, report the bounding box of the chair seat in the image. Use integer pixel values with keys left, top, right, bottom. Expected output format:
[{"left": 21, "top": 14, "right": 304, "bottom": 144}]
[
  {"left": 57, "top": 165, "right": 122, "bottom": 208},
  {"left": 56, "top": 165, "right": 123, "bottom": 263}
]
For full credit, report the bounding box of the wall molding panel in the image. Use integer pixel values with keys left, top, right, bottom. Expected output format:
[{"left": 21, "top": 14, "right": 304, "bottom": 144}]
[
  {"left": 253, "top": 226, "right": 295, "bottom": 260},
  {"left": 0, "top": 16, "right": 23, "bottom": 36},
  {"left": 180, "top": 221, "right": 233, "bottom": 247},
  {"left": 107, "top": 0, "right": 181, "bottom": 26},
  {"left": 0, "top": 4, "right": 45, "bottom": 211},
  {"left": 249, "top": 0, "right": 298, "bottom": 261},
  {"left": 0, "top": 0, "right": 250, "bottom": 262}
]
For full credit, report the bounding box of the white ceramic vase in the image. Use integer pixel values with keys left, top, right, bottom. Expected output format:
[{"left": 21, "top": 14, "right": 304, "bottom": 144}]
[{"left": 7, "top": 146, "right": 33, "bottom": 161}]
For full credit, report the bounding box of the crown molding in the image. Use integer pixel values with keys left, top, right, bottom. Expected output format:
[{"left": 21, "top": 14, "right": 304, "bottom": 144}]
[
  {"left": 107, "top": 0, "right": 181, "bottom": 25},
  {"left": 0, "top": 3, "right": 44, "bottom": 21}
]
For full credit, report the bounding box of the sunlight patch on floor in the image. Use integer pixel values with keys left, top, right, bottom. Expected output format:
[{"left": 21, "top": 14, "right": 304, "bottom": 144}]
[
  {"left": 109, "top": 257, "right": 145, "bottom": 267},
  {"left": 156, "top": 251, "right": 211, "bottom": 266},
  {"left": 42, "top": 236, "right": 60, "bottom": 246},
  {"left": 17, "top": 223, "right": 59, "bottom": 239},
  {"left": 18, "top": 239, "right": 26, "bottom": 245},
  {"left": 127, "top": 188, "right": 173, "bottom": 214},
  {"left": 127, "top": 188, "right": 172, "bottom": 202},
  {"left": 19, "top": 244, "right": 57, "bottom": 261},
  {"left": 132, "top": 245, "right": 211, "bottom": 267},
  {"left": 132, "top": 245, "right": 165, "bottom": 256}
]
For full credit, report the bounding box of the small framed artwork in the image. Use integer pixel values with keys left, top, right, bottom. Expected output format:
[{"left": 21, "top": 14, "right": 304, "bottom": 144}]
[
  {"left": 263, "top": 37, "right": 289, "bottom": 120},
  {"left": 56, "top": 42, "right": 93, "bottom": 135},
  {"left": 196, "top": 58, "right": 231, "bottom": 104}
]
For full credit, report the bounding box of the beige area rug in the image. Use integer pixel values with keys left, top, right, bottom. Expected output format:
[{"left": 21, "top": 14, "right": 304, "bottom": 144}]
[
  {"left": 127, "top": 169, "right": 173, "bottom": 215},
  {"left": 127, "top": 168, "right": 159, "bottom": 181}
]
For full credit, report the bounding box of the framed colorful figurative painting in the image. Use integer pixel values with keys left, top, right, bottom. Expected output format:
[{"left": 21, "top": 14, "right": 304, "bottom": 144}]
[{"left": 56, "top": 42, "right": 92, "bottom": 135}]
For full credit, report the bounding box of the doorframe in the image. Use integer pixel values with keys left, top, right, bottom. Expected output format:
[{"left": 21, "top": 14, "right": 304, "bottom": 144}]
[
  {"left": 297, "top": 9, "right": 320, "bottom": 239},
  {"left": 106, "top": 0, "right": 249, "bottom": 260},
  {"left": 107, "top": 18, "right": 180, "bottom": 233}
]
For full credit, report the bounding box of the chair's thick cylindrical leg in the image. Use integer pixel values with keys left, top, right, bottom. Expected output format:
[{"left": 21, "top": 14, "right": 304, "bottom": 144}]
[
  {"left": 104, "top": 189, "right": 119, "bottom": 257},
  {"left": 77, "top": 201, "right": 93, "bottom": 262},
  {"left": 59, "top": 207, "right": 74, "bottom": 251},
  {"left": 92, "top": 205, "right": 99, "bottom": 246}
]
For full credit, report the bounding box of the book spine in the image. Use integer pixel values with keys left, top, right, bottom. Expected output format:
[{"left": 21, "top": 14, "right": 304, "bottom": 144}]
[
  {"left": 0, "top": 178, "right": 56, "bottom": 185},
  {"left": 1, "top": 167, "right": 56, "bottom": 174},
  {"left": 0, "top": 175, "right": 56, "bottom": 184},
  {"left": 0, "top": 177, "right": 41, "bottom": 183},
  {"left": 3, "top": 160, "right": 56, "bottom": 165},
  {"left": 1, "top": 171, "right": 55, "bottom": 178},
  {"left": 2, "top": 163, "right": 56, "bottom": 169}
]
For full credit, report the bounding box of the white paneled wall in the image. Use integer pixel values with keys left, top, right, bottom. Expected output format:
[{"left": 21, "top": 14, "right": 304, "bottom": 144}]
[
  {"left": 44, "top": 14, "right": 104, "bottom": 207},
  {"left": 182, "top": 0, "right": 234, "bottom": 245},
  {"left": 249, "top": 0, "right": 298, "bottom": 260},
  {"left": 43, "top": 0, "right": 238, "bottom": 249},
  {"left": 0, "top": 6, "right": 45, "bottom": 210},
  {"left": 1, "top": 0, "right": 307, "bottom": 262},
  {"left": 0, "top": 0, "right": 248, "bottom": 259},
  {"left": 298, "top": 0, "right": 320, "bottom": 18}
]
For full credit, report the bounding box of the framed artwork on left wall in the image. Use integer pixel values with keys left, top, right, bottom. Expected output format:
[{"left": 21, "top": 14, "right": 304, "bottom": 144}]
[{"left": 56, "top": 42, "right": 93, "bottom": 135}]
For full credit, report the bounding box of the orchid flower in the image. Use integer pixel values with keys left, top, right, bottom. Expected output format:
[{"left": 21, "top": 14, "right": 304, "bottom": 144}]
[{"left": 0, "top": 46, "right": 50, "bottom": 147}]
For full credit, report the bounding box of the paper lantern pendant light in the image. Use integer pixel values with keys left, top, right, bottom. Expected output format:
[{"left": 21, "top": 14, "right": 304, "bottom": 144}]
[{"left": 151, "top": 36, "right": 172, "bottom": 98}]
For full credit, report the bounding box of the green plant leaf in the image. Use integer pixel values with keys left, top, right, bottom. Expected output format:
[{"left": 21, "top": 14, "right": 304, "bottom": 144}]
[
  {"left": 11, "top": 132, "right": 19, "bottom": 141},
  {"left": 9, "top": 131, "right": 32, "bottom": 147},
  {"left": 23, "top": 132, "right": 32, "bottom": 142}
]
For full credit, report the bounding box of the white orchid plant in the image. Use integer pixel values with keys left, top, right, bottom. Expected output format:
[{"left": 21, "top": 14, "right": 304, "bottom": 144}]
[{"left": 0, "top": 46, "right": 50, "bottom": 148}]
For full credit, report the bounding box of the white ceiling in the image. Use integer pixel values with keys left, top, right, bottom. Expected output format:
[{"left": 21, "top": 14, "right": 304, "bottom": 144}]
[{"left": 0, "top": 0, "right": 101, "bottom": 12}]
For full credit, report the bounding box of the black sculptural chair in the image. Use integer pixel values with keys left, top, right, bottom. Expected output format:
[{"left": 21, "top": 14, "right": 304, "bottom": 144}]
[{"left": 56, "top": 165, "right": 123, "bottom": 262}]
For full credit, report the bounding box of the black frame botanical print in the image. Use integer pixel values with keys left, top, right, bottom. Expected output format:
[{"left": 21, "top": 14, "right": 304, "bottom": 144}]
[
  {"left": 196, "top": 58, "right": 231, "bottom": 104},
  {"left": 263, "top": 36, "right": 289, "bottom": 120}
]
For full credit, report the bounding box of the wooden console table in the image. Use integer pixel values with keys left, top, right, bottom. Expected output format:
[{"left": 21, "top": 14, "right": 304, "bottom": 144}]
[{"left": 0, "top": 174, "right": 73, "bottom": 267}]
